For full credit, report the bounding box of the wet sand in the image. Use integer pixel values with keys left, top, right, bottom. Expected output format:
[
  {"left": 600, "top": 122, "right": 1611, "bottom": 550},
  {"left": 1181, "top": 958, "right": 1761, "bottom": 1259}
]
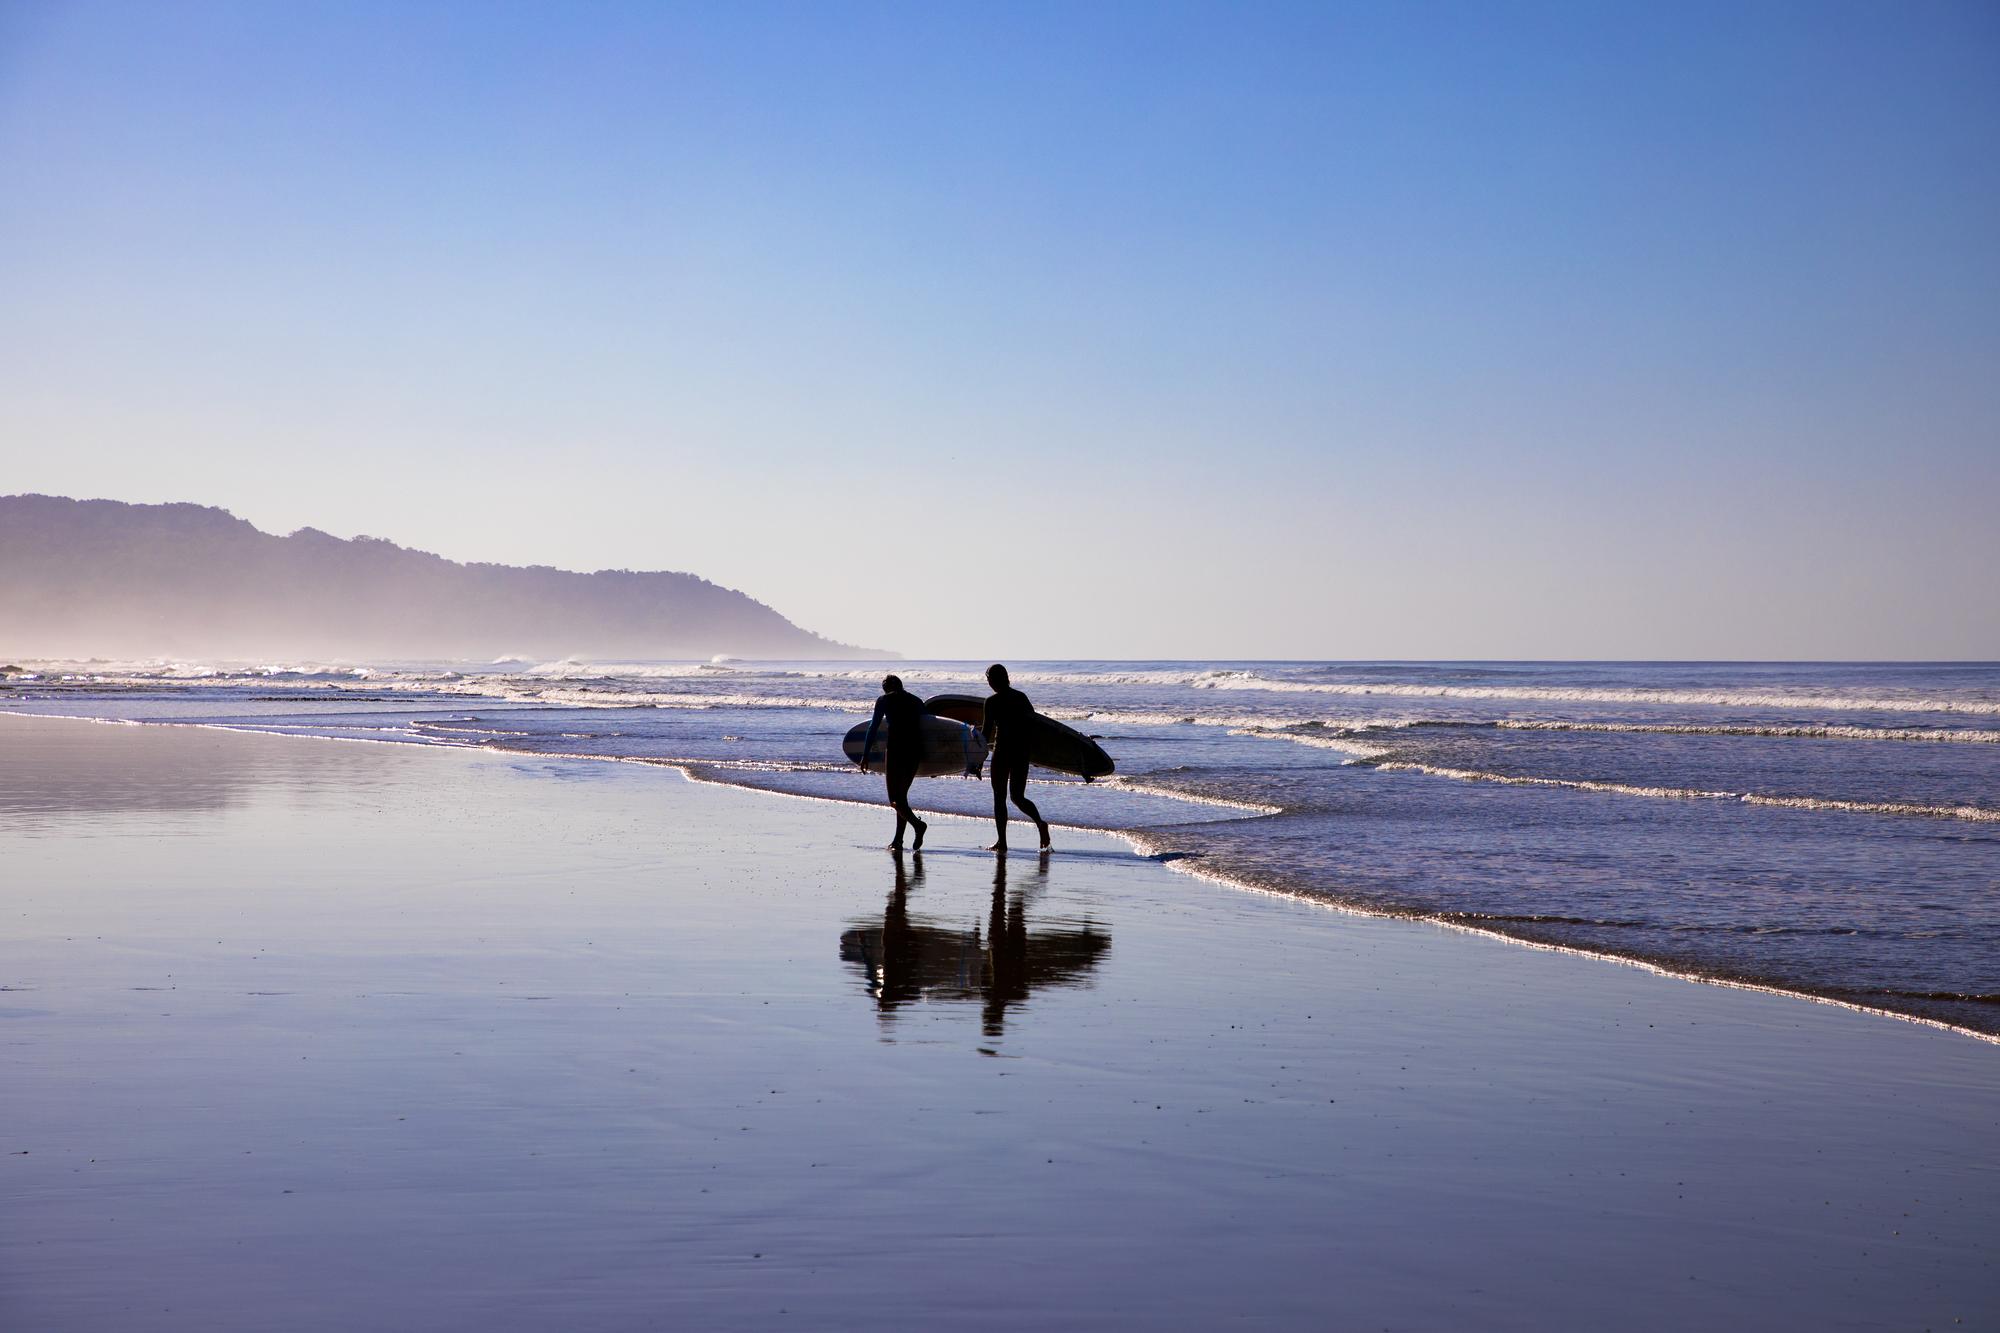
[{"left": 2, "top": 714, "right": 1996, "bottom": 1330}]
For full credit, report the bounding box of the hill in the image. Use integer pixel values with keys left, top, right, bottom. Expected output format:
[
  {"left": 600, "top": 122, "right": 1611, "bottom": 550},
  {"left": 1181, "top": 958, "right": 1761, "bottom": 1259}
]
[{"left": 0, "top": 495, "right": 885, "bottom": 661}]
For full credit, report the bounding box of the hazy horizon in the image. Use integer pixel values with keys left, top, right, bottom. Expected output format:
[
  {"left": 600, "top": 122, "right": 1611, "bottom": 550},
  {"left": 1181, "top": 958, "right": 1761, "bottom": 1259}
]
[{"left": 3, "top": 2, "right": 1995, "bottom": 659}]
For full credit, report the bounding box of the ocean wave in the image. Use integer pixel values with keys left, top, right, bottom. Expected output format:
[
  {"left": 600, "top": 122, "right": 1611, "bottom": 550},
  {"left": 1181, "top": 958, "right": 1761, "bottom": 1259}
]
[
  {"left": 414, "top": 680, "right": 1379, "bottom": 729},
  {"left": 517, "top": 659, "right": 723, "bottom": 680},
  {"left": 1441, "top": 914, "right": 1929, "bottom": 940},
  {"left": 1370, "top": 761, "right": 2000, "bottom": 823},
  {"left": 1099, "top": 776, "right": 1285, "bottom": 815},
  {"left": 787, "top": 666, "right": 1224, "bottom": 689},
  {"left": 1059, "top": 707, "right": 1409, "bottom": 733},
  {"left": 1438, "top": 912, "right": 1652, "bottom": 928},
  {"left": 1226, "top": 727, "right": 1393, "bottom": 760},
  {"left": 409, "top": 721, "right": 534, "bottom": 738},
  {"left": 18, "top": 659, "right": 474, "bottom": 685},
  {"left": 1491, "top": 719, "right": 2000, "bottom": 744},
  {"left": 252, "top": 675, "right": 872, "bottom": 713},
  {"left": 696, "top": 758, "right": 860, "bottom": 775},
  {"left": 1864, "top": 989, "right": 2000, "bottom": 1004},
  {"left": 1186, "top": 672, "right": 2000, "bottom": 716},
  {"left": 507, "top": 686, "right": 868, "bottom": 713}
]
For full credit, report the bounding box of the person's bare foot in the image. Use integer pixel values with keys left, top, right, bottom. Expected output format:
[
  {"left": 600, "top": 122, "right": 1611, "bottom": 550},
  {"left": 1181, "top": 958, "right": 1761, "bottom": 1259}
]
[
  {"left": 1037, "top": 822, "right": 1051, "bottom": 849},
  {"left": 912, "top": 819, "right": 927, "bottom": 851},
  {"left": 888, "top": 841, "right": 904, "bottom": 853},
  {"left": 986, "top": 841, "right": 1007, "bottom": 853}
]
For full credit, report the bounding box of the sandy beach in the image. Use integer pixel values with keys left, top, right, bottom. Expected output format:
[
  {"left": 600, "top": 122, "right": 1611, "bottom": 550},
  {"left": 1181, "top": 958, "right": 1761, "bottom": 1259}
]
[{"left": 3, "top": 713, "right": 1996, "bottom": 1330}]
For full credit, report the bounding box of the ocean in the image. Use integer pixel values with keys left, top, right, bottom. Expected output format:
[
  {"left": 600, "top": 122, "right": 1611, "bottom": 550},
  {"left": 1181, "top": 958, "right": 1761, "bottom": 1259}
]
[{"left": 6, "top": 659, "right": 1997, "bottom": 1038}]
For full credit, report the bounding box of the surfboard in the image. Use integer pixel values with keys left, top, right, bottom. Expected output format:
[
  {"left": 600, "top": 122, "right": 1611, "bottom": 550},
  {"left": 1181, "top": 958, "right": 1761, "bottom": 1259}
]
[
  {"left": 923, "top": 693, "right": 1115, "bottom": 780},
  {"left": 843, "top": 713, "right": 987, "bottom": 778}
]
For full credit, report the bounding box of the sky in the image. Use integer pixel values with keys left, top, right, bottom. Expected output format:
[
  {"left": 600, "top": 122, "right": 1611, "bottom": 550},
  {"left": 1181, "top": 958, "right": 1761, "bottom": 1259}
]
[{"left": 2, "top": 0, "right": 1995, "bottom": 660}]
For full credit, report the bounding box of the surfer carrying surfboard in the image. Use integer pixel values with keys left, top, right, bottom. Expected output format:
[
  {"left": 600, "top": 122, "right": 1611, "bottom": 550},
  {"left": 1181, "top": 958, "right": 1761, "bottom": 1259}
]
[
  {"left": 982, "top": 663, "right": 1051, "bottom": 853},
  {"left": 860, "top": 675, "right": 928, "bottom": 851}
]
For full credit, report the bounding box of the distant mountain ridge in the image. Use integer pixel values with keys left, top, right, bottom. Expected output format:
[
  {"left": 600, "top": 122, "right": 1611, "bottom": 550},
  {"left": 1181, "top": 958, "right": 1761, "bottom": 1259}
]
[{"left": 0, "top": 494, "right": 886, "bottom": 661}]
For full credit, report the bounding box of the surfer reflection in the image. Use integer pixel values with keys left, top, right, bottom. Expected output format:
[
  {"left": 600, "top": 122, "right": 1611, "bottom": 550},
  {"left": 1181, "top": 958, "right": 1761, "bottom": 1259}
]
[
  {"left": 982, "top": 853, "right": 1031, "bottom": 1035},
  {"left": 838, "top": 851, "right": 1110, "bottom": 1038},
  {"left": 859, "top": 674, "right": 928, "bottom": 851},
  {"left": 871, "top": 850, "right": 929, "bottom": 1011}
]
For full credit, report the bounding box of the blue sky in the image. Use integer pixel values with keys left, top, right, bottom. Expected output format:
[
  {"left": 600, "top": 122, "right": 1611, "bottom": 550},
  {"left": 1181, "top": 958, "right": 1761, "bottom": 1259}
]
[{"left": 3, "top": 0, "right": 1995, "bottom": 658}]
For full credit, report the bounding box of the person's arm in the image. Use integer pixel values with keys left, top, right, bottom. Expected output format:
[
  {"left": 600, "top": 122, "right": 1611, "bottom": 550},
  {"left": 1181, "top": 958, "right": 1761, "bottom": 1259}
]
[
  {"left": 981, "top": 694, "right": 996, "bottom": 747},
  {"left": 860, "top": 698, "right": 886, "bottom": 771}
]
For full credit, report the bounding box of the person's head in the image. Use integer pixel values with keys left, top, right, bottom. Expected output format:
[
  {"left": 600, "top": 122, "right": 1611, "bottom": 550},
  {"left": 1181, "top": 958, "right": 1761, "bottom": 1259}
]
[
  {"left": 986, "top": 663, "right": 1009, "bottom": 690},
  {"left": 882, "top": 674, "right": 903, "bottom": 694}
]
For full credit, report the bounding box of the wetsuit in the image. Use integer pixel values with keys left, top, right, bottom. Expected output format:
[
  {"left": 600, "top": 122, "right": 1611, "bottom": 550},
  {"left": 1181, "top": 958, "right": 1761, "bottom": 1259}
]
[
  {"left": 864, "top": 689, "right": 927, "bottom": 845},
  {"left": 982, "top": 685, "right": 1046, "bottom": 843}
]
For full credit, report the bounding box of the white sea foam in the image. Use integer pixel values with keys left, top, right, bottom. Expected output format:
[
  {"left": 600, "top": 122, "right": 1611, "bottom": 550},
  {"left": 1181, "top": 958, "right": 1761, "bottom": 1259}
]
[
  {"left": 495, "top": 686, "right": 869, "bottom": 713},
  {"left": 518, "top": 659, "right": 719, "bottom": 680},
  {"left": 23, "top": 658, "right": 226, "bottom": 679},
  {"left": 1100, "top": 776, "right": 1285, "bottom": 815},
  {"left": 1036, "top": 707, "right": 1423, "bottom": 740},
  {"left": 410, "top": 721, "right": 533, "bottom": 738},
  {"left": 788, "top": 666, "right": 1221, "bottom": 689},
  {"left": 37, "top": 659, "right": 2000, "bottom": 719},
  {"left": 1186, "top": 672, "right": 2000, "bottom": 716},
  {"left": 1492, "top": 719, "right": 2000, "bottom": 744},
  {"left": 19, "top": 658, "right": 475, "bottom": 685},
  {"left": 1227, "top": 727, "right": 1394, "bottom": 760},
  {"left": 1372, "top": 761, "right": 2000, "bottom": 823}
]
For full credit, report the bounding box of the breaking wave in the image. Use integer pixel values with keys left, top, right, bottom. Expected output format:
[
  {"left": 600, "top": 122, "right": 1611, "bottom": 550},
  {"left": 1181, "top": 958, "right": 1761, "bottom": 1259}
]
[
  {"left": 1369, "top": 760, "right": 2000, "bottom": 823},
  {"left": 1226, "top": 727, "right": 1393, "bottom": 760},
  {"left": 1185, "top": 671, "right": 2000, "bottom": 716},
  {"left": 1490, "top": 719, "right": 2000, "bottom": 743}
]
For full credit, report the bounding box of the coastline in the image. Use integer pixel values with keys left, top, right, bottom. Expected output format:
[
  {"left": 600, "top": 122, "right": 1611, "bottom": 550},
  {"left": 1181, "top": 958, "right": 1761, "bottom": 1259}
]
[
  {"left": 4, "top": 713, "right": 1998, "bottom": 1329},
  {"left": 10, "top": 702, "right": 2000, "bottom": 1047},
  {"left": 10, "top": 654, "right": 1999, "bottom": 1042}
]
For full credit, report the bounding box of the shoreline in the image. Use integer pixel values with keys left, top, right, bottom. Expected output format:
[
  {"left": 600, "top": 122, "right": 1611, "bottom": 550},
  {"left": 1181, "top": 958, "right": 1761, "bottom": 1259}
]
[
  {"left": 5, "top": 712, "right": 1998, "bottom": 1329},
  {"left": 9, "top": 705, "right": 1994, "bottom": 1046}
]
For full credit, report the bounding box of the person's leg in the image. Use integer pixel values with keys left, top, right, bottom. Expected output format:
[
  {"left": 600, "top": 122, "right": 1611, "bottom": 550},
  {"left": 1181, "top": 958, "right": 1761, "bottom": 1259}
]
[
  {"left": 885, "top": 770, "right": 907, "bottom": 848},
  {"left": 892, "top": 761, "right": 927, "bottom": 850},
  {"left": 1007, "top": 757, "right": 1050, "bottom": 847},
  {"left": 887, "top": 764, "right": 919, "bottom": 849},
  {"left": 987, "top": 761, "right": 1010, "bottom": 851}
]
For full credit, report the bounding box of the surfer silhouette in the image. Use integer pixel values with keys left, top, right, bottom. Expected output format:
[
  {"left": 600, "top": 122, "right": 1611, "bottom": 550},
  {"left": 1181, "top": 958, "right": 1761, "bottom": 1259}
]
[
  {"left": 982, "top": 663, "right": 1050, "bottom": 852},
  {"left": 860, "top": 675, "right": 928, "bottom": 851}
]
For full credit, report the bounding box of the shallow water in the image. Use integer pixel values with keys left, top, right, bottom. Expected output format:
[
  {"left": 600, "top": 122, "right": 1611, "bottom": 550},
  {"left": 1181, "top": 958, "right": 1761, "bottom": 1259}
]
[{"left": 7, "top": 658, "right": 1997, "bottom": 1035}]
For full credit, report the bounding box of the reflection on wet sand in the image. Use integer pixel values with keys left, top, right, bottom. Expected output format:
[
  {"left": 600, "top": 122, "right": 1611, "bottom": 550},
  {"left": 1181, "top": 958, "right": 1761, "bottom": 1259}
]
[
  {"left": 0, "top": 713, "right": 382, "bottom": 824},
  {"left": 839, "top": 852, "right": 1111, "bottom": 1037}
]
